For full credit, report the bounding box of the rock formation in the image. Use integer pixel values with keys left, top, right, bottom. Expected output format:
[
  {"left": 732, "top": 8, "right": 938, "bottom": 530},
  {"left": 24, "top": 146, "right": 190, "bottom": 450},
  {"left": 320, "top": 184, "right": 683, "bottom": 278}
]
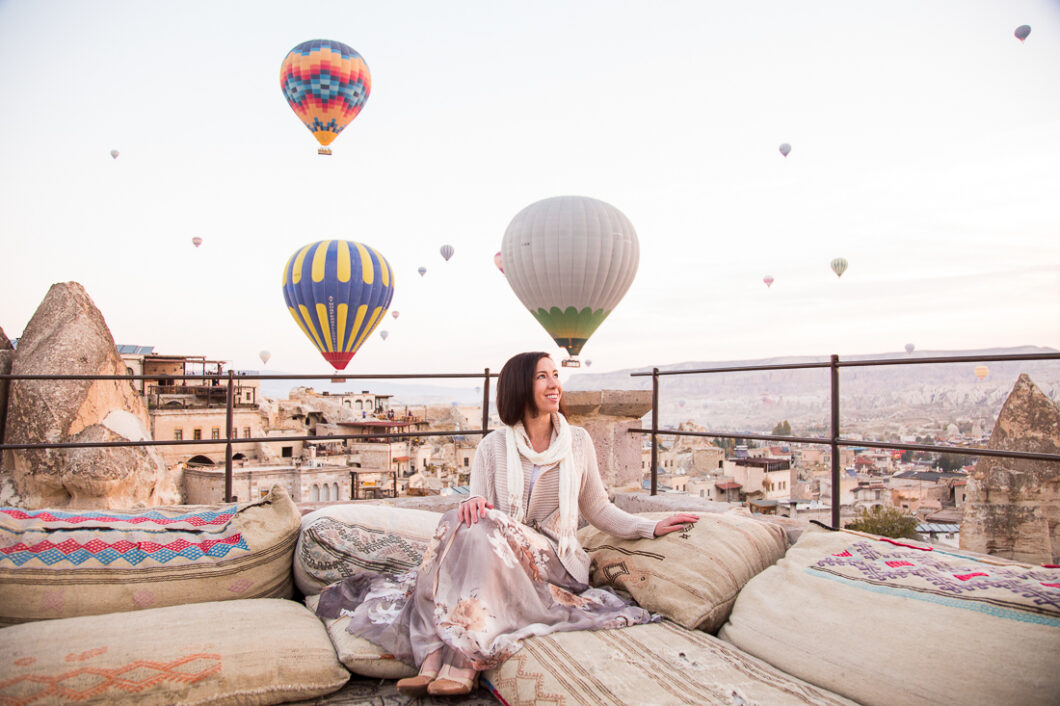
[
  {"left": 1, "top": 282, "right": 180, "bottom": 508},
  {"left": 564, "top": 390, "right": 652, "bottom": 491},
  {"left": 0, "top": 327, "right": 12, "bottom": 451},
  {"left": 960, "top": 374, "right": 1060, "bottom": 563}
]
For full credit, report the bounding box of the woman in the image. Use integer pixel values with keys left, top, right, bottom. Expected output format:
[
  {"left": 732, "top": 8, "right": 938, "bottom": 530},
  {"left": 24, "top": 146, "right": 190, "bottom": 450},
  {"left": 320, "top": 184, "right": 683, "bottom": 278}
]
[{"left": 317, "top": 352, "right": 698, "bottom": 696}]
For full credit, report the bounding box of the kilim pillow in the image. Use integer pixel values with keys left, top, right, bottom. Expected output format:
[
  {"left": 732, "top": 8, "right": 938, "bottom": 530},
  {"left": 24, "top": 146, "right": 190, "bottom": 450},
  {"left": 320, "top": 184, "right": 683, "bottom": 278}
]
[
  {"left": 481, "top": 619, "right": 857, "bottom": 706},
  {"left": 0, "top": 485, "right": 301, "bottom": 626},
  {"left": 294, "top": 504, "right": 442, "bottom": 596},
  {"left": 304, "top": 593, "right": 417, "bottom": 679},
  {"left": 577, "top": 509, "right": 788, "bottom": 632},
  {"left": 718, "top": 526, "right": 1060, "bottom": 706},
  {"left": 0, "top": 598, "right": 349, "bottom": 705}
]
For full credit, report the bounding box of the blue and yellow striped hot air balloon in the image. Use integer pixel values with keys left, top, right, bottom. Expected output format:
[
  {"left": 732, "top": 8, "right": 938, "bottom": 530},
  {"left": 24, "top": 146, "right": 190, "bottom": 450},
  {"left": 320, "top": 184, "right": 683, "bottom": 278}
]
[{"left": 281, "top": 240, "right": 394, "bottom": 370}]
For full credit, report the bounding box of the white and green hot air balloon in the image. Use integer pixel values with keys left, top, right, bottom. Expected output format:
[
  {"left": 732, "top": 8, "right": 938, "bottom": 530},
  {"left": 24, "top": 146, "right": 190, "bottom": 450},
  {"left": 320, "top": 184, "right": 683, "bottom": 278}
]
[{"left": 501, "top": 195, "right": 639, "bottom": 367}]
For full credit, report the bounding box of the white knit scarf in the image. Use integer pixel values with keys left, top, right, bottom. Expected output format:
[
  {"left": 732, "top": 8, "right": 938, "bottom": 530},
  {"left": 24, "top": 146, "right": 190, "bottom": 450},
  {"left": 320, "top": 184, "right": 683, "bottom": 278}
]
[{"left": 505, "top": 412, "right": 579, "bottom": 564}]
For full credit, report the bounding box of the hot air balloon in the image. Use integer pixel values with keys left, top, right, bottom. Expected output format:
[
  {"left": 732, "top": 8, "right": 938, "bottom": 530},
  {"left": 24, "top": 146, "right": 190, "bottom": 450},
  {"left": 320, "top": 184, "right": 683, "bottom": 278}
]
[
  {"left": 281, "top": 240, "right": 394, "bottom": 370},
  {"left": 192, "top": 237, "right": 203, "bottom": 248},
  {"left": 974, "top": 365, "right": 989, "bottom": 381},
  {"left": 494, "top": 251, "right": 504, "bottom": 274},
  {"left": 779, "top": 143, "right": 791, "bottom": 157},
  {"left": 585, "top": 360, "right": 592, "bottom": 368},
  {"left": 279, "top": 39, "right": 371, "bottom": 155},
  {"left": 380, "top": 330, "right": 389, "bottom": 341},
  {"left": 763, "top": 275, "right": 774, "bottom": 288},
  {"left": 830, "top": 257, "right": 848, "bottom": 278},
  {"left": 110, "top": 149, "right": 119, "bottom": 160},
  {"left": 259, "top": 350, "right": 271, "bottom": 365},
  {"left": 417, "top": 266, "right": 427, "bottom": 277},
  {"left": 501, "top": 196, "right": 639, "bottom": 366},
  {"left": 391, "top": 310, "right": 399, "bottom": 319},
  {"left": 678, "top": 399, "right": 686, "bottom": 408},
  {"left": 1015, "top": 25, "right": 1031, "bottom": 42},
  {"left": 440, "top": 244, "right": 455, "bottom": 262},
  {"left": 905, "top": 343, "right": 915, "bottom": 354}
]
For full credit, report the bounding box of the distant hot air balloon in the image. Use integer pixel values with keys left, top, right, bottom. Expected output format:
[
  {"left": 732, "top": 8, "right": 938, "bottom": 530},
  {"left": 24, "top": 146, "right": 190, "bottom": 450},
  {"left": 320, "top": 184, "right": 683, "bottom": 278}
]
[
  {"left": 830, "top": 257, "right": 848, "bottom": 278},
  {"left": 678, "top": 399, "right": 686, "bottom": 408},
  {"left": 779, "top": 143, "right": 791, "bottom": 157},
  {"left": 281, "top": 240, "right": 394, "bottom": 370},
  {"left": 501, "top": 196, "right": 638, "bottom": 365},
  {"left": 417, "top": 266, "right": 427, "bottom": 277},
  {"left": 440, "top": 244, "right": 455, "bottom": 262},
  {"left": 974, "top": 365, "right": 989, "bottom": 381},
  {"left": 280, "top": 39, "right": 371, "bottom": 155},
  {"left": 763, "top": 275, "right": 774, "bottom": 288},
  {"left": 110, "top": 149, "right": 119, "bottom": 160},
  {"left": 905, "top": 343, "right": 915, "bottom": 354},
  {"left": 1015, "top": 25, "right": 1031, "bottom": 42},
  {"left": 585, "top": 360, "right": 592, "bottom": 368},
  {"left": 259, "top": 350, "right": 271, "bottom": 365},
  {"left": 192, "top": 237, "right": 203, "bottom": 248},
  {"left": 380, "top": 330, "right": 389, "bottom": 341},
  {"left": 494, "top": 251, "right": 504, "bottom": 273},
  {"left": 391, "top": 310, "right": 399, "bottom": 319}
]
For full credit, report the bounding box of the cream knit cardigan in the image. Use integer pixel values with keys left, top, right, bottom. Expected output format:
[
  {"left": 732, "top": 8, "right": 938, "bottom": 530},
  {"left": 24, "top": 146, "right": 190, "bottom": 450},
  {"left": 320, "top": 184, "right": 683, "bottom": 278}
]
[{"left": 468, "top": 425, "right": 657, "bottom": 585}]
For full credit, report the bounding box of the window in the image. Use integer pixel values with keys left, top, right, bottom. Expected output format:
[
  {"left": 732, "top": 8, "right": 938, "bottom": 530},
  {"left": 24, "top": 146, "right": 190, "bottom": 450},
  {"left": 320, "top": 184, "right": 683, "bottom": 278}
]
[
  {"left": 463, "top": 457, "right": 469, "bottom": 467},
  {"left": 333, "top": 482, "right": 339, "bottom": 499},
  {"left": 311, "top": 485, "right": 319, "bottom": 502},
  {"left": 174, "top": 429, "right": 183, "bottom": 440},
  {"left": 193, "top": 428, "right": 202, "bottom": 440},
  {"left": 322, "top": 484, "right": 330, "bottom": 502},
  {"left": 243, "top": 427, "right": 251, "bottom": 438},
  {"left": 211, "top": 428, "right": 220, "bottom": 440},
  {"left": 282, "top": 446, "right": 293, "bottom": 458}
]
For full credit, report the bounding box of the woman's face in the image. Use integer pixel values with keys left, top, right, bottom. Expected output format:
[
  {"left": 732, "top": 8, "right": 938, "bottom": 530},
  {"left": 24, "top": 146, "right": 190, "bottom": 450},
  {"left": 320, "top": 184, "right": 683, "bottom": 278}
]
[{"left": 530, "top": 356, "right": 562, "bottom": 418}]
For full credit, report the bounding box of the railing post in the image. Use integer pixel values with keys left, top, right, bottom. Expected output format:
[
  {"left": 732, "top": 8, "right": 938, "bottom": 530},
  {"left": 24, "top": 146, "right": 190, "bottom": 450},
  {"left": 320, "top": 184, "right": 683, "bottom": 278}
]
[
  {"left": 481, "top": 368, "right": 490, "bottom": 433},
  {"left": 225, "top": 370, "right": 234, "bottom": 502},
  {"left": 650, "top": 367, "right": 659, "bottom": 496},
  {"left": 830, "top": 354, "right": 840, "bottom": 528}
]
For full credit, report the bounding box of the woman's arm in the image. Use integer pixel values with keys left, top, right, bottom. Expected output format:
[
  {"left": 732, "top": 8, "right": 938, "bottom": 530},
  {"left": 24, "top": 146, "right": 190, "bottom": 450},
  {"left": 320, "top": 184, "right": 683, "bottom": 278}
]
[{"left": 461, "top": 432, "right": 496, "bottom": 526}]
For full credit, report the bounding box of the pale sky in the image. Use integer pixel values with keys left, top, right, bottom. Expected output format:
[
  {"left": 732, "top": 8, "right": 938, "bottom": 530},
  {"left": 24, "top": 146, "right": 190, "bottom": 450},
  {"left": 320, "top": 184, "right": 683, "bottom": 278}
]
[{"left": 1, "top": 0, "right": 1058, "bottom": 383}]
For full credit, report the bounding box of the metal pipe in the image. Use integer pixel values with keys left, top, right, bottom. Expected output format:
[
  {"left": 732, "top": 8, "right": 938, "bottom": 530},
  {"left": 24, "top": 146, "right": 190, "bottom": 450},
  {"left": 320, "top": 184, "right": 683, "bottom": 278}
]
[
  {"left": 650, "top": 368, "right": 659, "bottom": 496},
  {"left": 481, "top": 368, "right": 490, "bottom": 433},
  {"left": 225, "top": 370, "right": 234, "bottom": 502},
  {"left": 830, "top": 354, "right": 841, "bottom": 529}
]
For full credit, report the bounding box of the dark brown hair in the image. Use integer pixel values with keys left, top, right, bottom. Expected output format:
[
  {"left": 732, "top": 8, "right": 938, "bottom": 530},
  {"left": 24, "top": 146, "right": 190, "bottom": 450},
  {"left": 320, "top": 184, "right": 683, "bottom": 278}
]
[{"left": 496, "top": 351, "right": 566, "bottom": 425}]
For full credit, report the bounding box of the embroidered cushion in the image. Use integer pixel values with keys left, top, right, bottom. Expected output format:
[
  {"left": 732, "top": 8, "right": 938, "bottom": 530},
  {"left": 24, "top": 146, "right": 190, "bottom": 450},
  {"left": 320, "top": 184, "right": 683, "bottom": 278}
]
[
  {"left": 482, "top": 619, "right": 857, "bottom": 706},
  {"left": 718, "top": 526, "right": 1060, "bottom": 706},
  {"left": 294, "top": 504, "right": 442, "bottom": 596},
  {"left": 0, "top": 598, "right": 349, "bottom": 705},
  {"left": 577, "top": 509, "right": 788, "bottom": 632},
  {"left": 304, "top": 593, "right": 417, "bottom": 679},
  {"left": 0, "top": 485, "right": 300, "bottom": 625}
]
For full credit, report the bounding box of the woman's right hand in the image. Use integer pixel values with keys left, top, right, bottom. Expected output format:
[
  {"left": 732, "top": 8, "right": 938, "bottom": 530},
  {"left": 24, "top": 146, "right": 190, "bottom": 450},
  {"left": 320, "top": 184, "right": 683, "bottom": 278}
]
[{"left": 458, "top": 497, "right": 494, "bottom": 527}]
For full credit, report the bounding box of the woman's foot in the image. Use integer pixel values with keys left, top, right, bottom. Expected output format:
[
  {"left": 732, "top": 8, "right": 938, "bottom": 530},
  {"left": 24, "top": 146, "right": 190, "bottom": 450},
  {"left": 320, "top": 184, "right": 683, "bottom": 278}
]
[{"left": 426, "top": 665, "right": 477, "bottom": 696}]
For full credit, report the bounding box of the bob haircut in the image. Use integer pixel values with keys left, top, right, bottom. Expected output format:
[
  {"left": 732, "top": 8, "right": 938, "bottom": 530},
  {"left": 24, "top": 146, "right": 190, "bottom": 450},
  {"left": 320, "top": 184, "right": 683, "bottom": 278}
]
[{"left": 496, "top": 351, "right": 567, "bottom": 426}]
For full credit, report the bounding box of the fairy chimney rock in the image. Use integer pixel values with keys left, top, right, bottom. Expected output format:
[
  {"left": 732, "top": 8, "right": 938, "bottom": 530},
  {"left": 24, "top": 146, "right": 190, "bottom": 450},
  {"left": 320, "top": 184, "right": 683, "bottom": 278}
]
[
  {"left": 0, "top": 326, "right": 12, "bottom": 451},
  {"left": 564, "top": 390, "right": 652, "bottom": 491},
  {"left": 959, "top": 374, "right": 1060, "bottom": 563},
  {"left": 1, "top": 282, "right": 180, "bottom": 508}
]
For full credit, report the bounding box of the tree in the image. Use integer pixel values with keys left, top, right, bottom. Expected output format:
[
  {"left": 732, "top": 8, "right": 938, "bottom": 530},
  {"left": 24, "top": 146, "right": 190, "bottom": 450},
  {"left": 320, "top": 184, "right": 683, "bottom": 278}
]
[
  {"left": 845, "top": 506, "right": 920, "bottom": 540},
  {"left": 771, "top": 420, "right": 792, "bottom": 436},
  {"left": 937, "top": 453, "right": 972, "bottom": 472}
]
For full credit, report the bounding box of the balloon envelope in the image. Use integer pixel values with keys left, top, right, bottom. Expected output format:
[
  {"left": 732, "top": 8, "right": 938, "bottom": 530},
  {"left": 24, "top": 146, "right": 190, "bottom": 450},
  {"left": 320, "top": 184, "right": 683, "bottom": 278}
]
[
  {"left": 280, "top": 39, "right": 370, "bottom": 153},
  {"left": 763, "top": 275, "right": 774, "bottom": 288},
  {"left": 391, "top": 310, "right": 399, "bottom": 319},
  {"left": 974, "top": 365, "right": 989, "bottom": 380},
  {"left": 502, "top": 196, "right": 639, "bottom": 357},
  {"left": 380, "top": 330, "right": 389, "bottom": 340},
  {"left": 779, "top": 143, "right": 791, "bottom": 157},
  {"left": 417, "top": 266, "right": 427, "bottom": 277},
  {"left": 830, "top": 257, "right": 848, "bottom": 278},
  {"left": 1015, "top": 24, "right": 1031, "bottom": 41},
  {"left": 259, "top": 350, "right": 271, "bottom": 364},
  {"left": 585, "top": 360, "right": 592, "bottom": 367},
  {"left": 440, "top": 244, "right": 455, "bottom": 261},
  {"left": 905, "top": 343, "right": 915, "bottom": 354},
  {"left": 192, "top": 237, "right": 203, "bottom": 248},
  {"left": 110, "top": 149, "right": 119, "bottom": 159},
  {"left": 281, "top": 239, "right": 394, "bottom": 370},
  {"left": 494, "top": 251, "right": 504, "bottom": 273}
]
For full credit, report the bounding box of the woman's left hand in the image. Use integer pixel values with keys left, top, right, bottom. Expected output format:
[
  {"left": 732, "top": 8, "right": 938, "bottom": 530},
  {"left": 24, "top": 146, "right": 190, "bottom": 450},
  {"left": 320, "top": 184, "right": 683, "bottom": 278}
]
[{"left": 653, "top": 513, "right": 700, "bottom": 537}]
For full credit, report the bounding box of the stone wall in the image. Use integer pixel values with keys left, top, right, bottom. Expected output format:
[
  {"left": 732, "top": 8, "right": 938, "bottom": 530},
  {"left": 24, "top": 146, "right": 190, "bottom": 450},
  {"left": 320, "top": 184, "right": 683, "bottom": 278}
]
[{"left": 564, "top": 390, "right": 652, "bottom": 490}]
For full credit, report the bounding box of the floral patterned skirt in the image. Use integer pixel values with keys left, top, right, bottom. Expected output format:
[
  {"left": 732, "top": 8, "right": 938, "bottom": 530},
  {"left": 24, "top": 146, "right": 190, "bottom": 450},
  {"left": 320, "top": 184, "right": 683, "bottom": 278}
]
[{"left": 315, "top": 508, "right": 653, "bottom": 672}]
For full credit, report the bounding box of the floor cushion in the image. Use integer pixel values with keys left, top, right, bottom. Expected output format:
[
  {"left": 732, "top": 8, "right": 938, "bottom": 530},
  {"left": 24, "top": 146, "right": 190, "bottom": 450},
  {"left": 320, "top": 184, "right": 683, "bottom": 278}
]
[
  {"left": 577, "top": 509, "right": 788, "bottom": 632},
  {"left": 304, "top": 593, "right": 416, "bottom": 680},
  {"left": 0, "top": 598, "right": 349, "bottom": 705},
  {"left": 294, "top": 503, "right": 441, "bottom": 596},
  {"left": 718, "top": 526, "right": 1060, "bottom": 706},
  {"left": 0, "top": 485, "right": 300, "bottom": 625},
  {"left": 482, "top": 619, "right": 857, "bottom": 706}
]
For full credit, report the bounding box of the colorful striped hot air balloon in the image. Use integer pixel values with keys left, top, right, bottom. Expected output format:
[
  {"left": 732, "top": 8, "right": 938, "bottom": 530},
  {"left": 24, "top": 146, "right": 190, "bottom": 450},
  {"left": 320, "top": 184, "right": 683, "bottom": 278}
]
[
  {"left": 440, "top": 244, "right": 455, "bottom": 261},
  {"left": 192, "top": 237, "right": 203, "bottom": 248},
  {"left": 1014, "top": 25, "right": 1031, "bottom": 42},
  {"left": 763, "top": 275, "right": 774, "bottom": 288},
  {"left": 501, "top": 195, "right": 639, "bottom": 362},
  {"left": 110, "top": 149, "right": 119, "bottom": 160},
  {"left": 281, "top": 240, "right": 394, "bottom": 370},
  {"left": 974, "top": 365, "right": 989, "bottom": 381},
  {"left": 280, "top": 40, "right": 371, "bottom": 155},
  {"left": 417, "top": 266, "right": 427, "bottom": 277}
]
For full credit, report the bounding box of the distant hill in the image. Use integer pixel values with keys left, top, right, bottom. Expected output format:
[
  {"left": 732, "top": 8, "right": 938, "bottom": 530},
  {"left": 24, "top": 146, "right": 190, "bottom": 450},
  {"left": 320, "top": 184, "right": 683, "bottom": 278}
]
[{"left": 565, "top": 346, "right": 1060, "bottom": 434}]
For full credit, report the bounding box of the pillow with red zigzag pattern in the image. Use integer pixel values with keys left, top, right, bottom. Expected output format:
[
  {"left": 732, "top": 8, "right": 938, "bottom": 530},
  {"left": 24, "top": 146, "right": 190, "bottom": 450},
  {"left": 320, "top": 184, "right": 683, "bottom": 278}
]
[{"left": 0, "top": 485, "right": 301, "bottom": 625}]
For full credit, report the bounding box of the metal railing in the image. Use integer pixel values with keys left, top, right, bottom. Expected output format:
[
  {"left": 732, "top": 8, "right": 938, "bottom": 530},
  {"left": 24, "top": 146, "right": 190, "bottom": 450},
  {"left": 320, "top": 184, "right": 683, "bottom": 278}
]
[
  {"left": 0, "top": 369, "right": 498, "bottom": 502},
  {"left": 631, "top": 352, "right": 1060, "bottom": 528}
]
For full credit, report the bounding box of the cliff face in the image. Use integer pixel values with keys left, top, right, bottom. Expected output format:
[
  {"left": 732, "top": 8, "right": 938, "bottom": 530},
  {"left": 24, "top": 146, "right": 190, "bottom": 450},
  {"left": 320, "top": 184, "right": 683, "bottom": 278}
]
[{"left": 960, "top": 374, "right": 1060, "bottom": 563}]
